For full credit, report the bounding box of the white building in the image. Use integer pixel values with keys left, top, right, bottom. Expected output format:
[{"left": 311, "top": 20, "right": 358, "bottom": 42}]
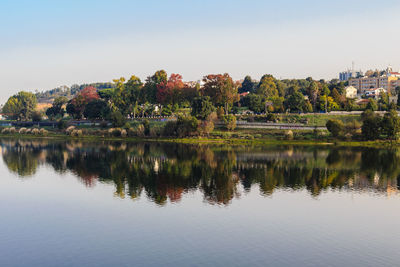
[
  {"left": 365, "top": 88, "right": 387, "bottom": 99},
  {"left": 344, "top": 86, "right": 358, "bottom": 99}
]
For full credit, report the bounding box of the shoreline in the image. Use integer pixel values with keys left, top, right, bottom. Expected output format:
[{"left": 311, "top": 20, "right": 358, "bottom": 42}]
[{"left": 0, "top": 133, "right": 397, "bottom": 148}]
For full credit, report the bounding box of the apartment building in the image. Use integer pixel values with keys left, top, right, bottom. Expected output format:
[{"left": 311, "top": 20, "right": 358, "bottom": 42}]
[{"left": 349, "top": 76, "right": 398, "bottom": 94}]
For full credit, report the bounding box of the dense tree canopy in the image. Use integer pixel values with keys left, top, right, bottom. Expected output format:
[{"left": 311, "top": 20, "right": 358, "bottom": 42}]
[
  {"left": 66, "top": 86, "right": 99, "bottom": 119},
  {"left": 239, "top": 76, "right": 256, "bottom": 93},
  {"left": 191, "top": 96, "right": 216, "bottom": 120},
  {"left": 257, "top": 75, "right": 278, "bottom": 99},
  {"left": 3, "top": 91, "right": 37, "bottom": 120},
  {"left": 83, "top": 99, "right": 111, "bottom": 120},
  {"left": 202, "top": 74, "right": 239, "bottom": 114}
]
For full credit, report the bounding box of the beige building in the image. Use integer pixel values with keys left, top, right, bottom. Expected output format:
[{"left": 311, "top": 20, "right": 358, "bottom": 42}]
[
  {"left": 344, "top": 86, "right": 358, "bottom": 99},
  {"left": 349, "top": 76, "right": 398, "bottom": 94}
]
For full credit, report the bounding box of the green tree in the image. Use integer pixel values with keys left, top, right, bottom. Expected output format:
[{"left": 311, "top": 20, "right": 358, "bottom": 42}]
[
  {"left": 3, "top": 91, "right": 37, "bottom": 120},
  {"left": 307, "top": 81, "right": 319, "bottom": 106},
  {"left": 245, "top": 94, "right": 264, "bottom": 113},
  {"left": 257, "top": 74, "right": 278, "bottom": 98},
  {"left": 191, "top": 96, "right": 216, "bottom": 120},
  {"left": 378, "top": 92, "right": 389, "bottom": 111},
  {"left": 284, "top": 91, "right": 305, "bottom": 113},
  {"left": 239, "top": 76, "right": 256, "bottom": 93},
  {"left": 381, "top": 110, "right": 400, "bottom": 139},
  {"left": 46, "top": 96, "right": 67, "bottom": 120},
  {"left": 331, "top": 88, "right": 344, "bottom": 108},
  {"left": 361, "top": 110, "right": 382, "bottom": 140},
  {"left": 304, "top": 100, "right": 313, "bottom": 113},
  {"left": 98, "top": 88, "right": 115, "bottom": 103},
  {"left": 270, "top": 96, "right": 285, "bottom": 113},
  {"left": 202, "top": 74, "right": 239, "bottom": 114},
  {"left": 319, "top": 95, "right": 339, "bottom": 112},
  {"left": 84, "top": 99, "right": 111, "bottom": 120},
  {"left": 143, "top": 70, "right": 168, "bottom": 103},
  {"left": 111, "top": 76, "right": 144, "bottom": 117},
  {"left": 223, "top": 114, "right": 237, "bottom": 131},
  {"left": 366, "top": 99, "right": 378, "bottom": 111},
  {"left": 31, "top": 110, "right": 43, "bottom": 122}
]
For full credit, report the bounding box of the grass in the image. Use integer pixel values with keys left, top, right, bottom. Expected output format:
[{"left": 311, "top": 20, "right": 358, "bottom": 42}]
[{"left": 278, "top": 113, "right": 361, "bottom": 126}]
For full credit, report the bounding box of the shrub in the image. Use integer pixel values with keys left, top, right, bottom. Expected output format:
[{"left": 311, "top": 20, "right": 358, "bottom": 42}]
[
  {"left": 31, "top": 128, "right": 40, "bottom": 135},
  {"left": 112, "top": 128, "right": 122, "bottom": 137},
  {"left": 326, "top": 119, "right": 344, "bottom": 138},
  {"left": 345, "top": 121, "right": 361, "bottom": 136},
  {"left": 207, "top": 112, "right": 218, "bottom": 123},
  {"left": 223, "top": 115, "right": 237, "bottom": 131},
  {"left": 135, "top": 125, "right": 145, "bottom": 137},
  {"left": 111, "top": 110, "right": 126, "bottom": 127},
  {"left": 66, "top": 126, "right": 75, "bottom": 135},
  {"left": 19, "top": 128, "right": 27, "bottom": 134},
  {"left": 161, "top": 116, "right": 199, "bottom": 137},
  {"left": 285, "top": 130, "right": 294, "bottom": 140},
  {"left": 198, "top": 121, "right": 214, "bottom": 136},
  {"left": 39, "top": 128, "right": 48, "bottom": 136},
  {"left": 176, "top": 115, "right": 198, "bottom": 137},
  {"left": 71, "top": 129, "right": 83, "bottom": 137}
]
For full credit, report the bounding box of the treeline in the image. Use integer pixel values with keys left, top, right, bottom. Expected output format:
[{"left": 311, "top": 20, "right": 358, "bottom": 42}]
[
  {"left": 3, "top": 70, "right": 353, "bottom": 120},
  {"left": 3, "top": 70, "right": 397, "bottom": 139}
]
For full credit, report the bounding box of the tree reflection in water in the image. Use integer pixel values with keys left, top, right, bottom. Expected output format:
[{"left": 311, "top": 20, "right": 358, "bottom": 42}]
[{"left": 1, "top": 138, "right": 400, "bottom": 205}]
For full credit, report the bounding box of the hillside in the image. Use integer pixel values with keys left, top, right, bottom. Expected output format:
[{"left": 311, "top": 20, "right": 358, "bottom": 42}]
[{"left": 35, "top": 82, "right": 115, "bottom": 103}]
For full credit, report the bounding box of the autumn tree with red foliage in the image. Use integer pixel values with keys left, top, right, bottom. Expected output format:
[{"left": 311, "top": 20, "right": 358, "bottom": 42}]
[
  {"left": 66, "top": 86, "right": 100, "bottom": 119},
  {"left": 156, "top": 74, "right": 185, "bottom": 105}
]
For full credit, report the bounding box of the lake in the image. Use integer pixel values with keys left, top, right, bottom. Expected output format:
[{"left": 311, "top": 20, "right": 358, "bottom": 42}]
[{"left": 0, "top": 139, "right": 400, "bottom": 266}]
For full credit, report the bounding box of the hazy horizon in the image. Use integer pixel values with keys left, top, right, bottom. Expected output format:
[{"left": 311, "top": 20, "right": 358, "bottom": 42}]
[{"left": 1, "top": 0, "right": 400, "bottom": 103}]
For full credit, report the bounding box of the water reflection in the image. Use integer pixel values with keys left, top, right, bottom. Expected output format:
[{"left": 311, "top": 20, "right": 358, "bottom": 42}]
[{"left": 1, "top": 138, "right": 400, "bottom": 205}]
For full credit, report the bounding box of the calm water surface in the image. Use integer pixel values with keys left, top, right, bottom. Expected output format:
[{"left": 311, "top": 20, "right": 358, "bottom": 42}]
[{"left": 1, "top": 139, "right": 400, "bottom": 266}]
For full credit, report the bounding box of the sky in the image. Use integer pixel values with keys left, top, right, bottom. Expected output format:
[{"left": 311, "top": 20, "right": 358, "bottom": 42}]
[{"left": 1, "top": 0, "right": 400, "bottom": 102}]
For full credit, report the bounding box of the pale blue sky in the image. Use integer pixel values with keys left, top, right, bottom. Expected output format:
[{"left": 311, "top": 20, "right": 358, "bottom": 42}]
[{"left": 1, "top": 0, "right": 400, "bottom": 102}]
